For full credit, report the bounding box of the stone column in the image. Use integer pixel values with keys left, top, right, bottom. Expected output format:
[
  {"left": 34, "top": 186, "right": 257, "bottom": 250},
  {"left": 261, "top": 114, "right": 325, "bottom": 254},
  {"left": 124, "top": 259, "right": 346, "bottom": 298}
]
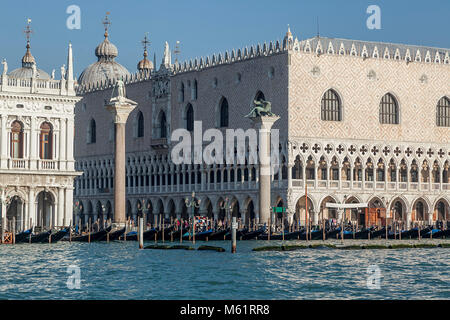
[
  {"left": 28, "top": 188, "right": 35, "bottom": 228},
  {"left": 249, "top": 115, "right": 280, "bottom": 225},
  {"left": 0, "top": 115, "right": 8, "bottom": 168},
  {"left": 313, "top": 210, "right": 319, "bottom": 226},
  {"left": 65, "top": 187, "right": 73, "bottom": 227},
  {"left": 337, "top": 208, "right": 344, "bottom": 223},
  {"left": 406, "top": 212, "right": 412, "bottom": 229},
  {"left": 106, "top": 94, "right": 137, "bottom": 227},
  {"left": 59, "top": 118, "right": 67, "bottom": 170},
  {"left": 58, "top": 187, "right": 65, "bottom": 227},
  {"left": 30, "top": 117, "right": 37, "bottom": 170}
]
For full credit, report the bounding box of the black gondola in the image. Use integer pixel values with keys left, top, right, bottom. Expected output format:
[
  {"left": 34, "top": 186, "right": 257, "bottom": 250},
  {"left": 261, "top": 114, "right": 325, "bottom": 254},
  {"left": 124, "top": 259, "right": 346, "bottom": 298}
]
[
  {"left": 14, "top": 228, "right": 32, "bottom": 243},
  {"left": 408, "top": 227, "right": 431, "bottom": 239},
  {"left": 48, "top": 228, "right": 70, "bottom": 243},
  {"left": 99, "top": 227, "right": 126, "bottom": 241},
  {"left": 326, "top": 228, "right": 341, "bottom": 239},
  {"left": 241, "top": 229, "right": 264, "bottom": 240},
  {"left": 206, "top": 229, "right": 229, "bottom": 240},
  {"left": 69, "top": 226, "right": 112, "bottom": 242},
  {"left": 29, "top": 230, "right": 52, "bottom": 243},
  {"left": 370, "top": 227, "right": 387, "bottom": 239},
  {"left": 224, "top": 228, "right": 248, "bottom": 240}
]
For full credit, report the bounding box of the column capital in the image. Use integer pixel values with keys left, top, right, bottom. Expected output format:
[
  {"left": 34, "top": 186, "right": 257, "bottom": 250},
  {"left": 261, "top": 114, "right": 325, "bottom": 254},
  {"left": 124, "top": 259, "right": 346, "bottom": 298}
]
[{"left": 105, "top": 97, "right": 138, "bottom": 124}]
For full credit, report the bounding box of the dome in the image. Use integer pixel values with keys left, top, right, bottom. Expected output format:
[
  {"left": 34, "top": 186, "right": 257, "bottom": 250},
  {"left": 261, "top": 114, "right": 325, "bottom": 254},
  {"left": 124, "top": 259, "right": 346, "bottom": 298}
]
[
  {"left": 78, "top": 61, "right": 130, "bottom": 86},
  {"left": 9, "top": 67, "right": 50, "bottom": 80},
  {"left": 78, "top": 30, "right": 130, "bottom": 86},
  {"left": 8, "top": 40, "right": 50, "bottom": 80},
  {"left": 137, "top": 49, "right": 153, "bottom": 71},
  {"left": 95, "top": 37, "right": 118, "bottom": 61}
]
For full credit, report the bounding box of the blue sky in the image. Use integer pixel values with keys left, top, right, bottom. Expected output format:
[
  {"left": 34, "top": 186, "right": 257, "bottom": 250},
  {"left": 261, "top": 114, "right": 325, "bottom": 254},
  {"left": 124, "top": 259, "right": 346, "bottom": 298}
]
[{"left": 0, "top": 0, "right": 449, "bottom": 77}]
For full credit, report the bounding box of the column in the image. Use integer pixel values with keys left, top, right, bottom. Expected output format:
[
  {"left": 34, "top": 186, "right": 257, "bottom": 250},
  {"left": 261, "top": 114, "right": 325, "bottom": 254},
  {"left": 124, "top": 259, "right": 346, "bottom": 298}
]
[
  {"left": 58, "top": 187, "right": 65, "bottom": 227},
  {"left": 66, "top": 118, "right": 75, "bottom": 171},
  {"left": 337, "top": 208, "right": 344, "bottom": 223},
  {"left": 30, "top": 117, "right": 37, "bottom": 170},
  {"left": 59, "top": 118, "right": 67, "bottom": 170},
  {"left": 249, "top": 115, "right": 280, "bottom": 224},
  {"left": 406, "top": 212, "right": 412, "bottom": 229},
  {"left": 0, "top": 115, "right": 8, "bottom": 168},
  {"left": 313, "top": 210, "right": 319, "bottom": 226},
  {"left": 28, "top": 188, "right": 36, "bottom": 227},
  {"left": 65, "top": 187, "right": 73, "bottom": 226}
]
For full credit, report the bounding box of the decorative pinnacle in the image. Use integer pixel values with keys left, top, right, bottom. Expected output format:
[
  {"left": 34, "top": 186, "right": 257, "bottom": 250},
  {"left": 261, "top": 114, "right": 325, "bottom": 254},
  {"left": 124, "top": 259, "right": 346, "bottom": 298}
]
[
  {"left": 102, "top": 12, "right": 111, "bottom": 38},
  {"left": 174, "top": 40, "right": 181, "bottom": 63}
]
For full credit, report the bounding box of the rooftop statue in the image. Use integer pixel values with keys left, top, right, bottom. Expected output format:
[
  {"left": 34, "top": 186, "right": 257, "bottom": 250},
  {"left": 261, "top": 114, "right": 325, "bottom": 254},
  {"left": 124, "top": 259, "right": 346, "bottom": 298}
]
[
  {"left": 110, "top": 78, "right": 127, "bottom": 102},
  {"left": 245, "top": 99, "right": 275, "bottom": 118},
  {"left": 1, "top": 59, "right": 7, "bottom": 75}
]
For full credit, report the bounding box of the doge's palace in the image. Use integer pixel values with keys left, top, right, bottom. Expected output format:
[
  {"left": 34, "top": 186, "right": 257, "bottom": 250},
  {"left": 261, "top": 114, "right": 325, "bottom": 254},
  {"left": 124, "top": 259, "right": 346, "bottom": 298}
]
[{"left": 0, "top": 22, "right": 81, "bottom": 232}]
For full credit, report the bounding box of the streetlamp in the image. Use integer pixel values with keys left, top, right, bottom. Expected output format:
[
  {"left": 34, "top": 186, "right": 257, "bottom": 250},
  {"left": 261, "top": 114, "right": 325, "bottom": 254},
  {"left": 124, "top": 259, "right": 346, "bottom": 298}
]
[{"left": 185, "top": 191, "right": 201, "bottom": 244}]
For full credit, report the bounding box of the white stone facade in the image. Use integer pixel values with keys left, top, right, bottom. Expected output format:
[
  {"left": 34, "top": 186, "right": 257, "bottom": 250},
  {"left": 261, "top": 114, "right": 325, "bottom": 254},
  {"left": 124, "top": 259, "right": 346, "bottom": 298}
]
[
  {"left": 0, "top": 42, "right": 80, "bottom": 232},
  {"left": 74, "top": 28, "right": 449, "bottom": 228}
]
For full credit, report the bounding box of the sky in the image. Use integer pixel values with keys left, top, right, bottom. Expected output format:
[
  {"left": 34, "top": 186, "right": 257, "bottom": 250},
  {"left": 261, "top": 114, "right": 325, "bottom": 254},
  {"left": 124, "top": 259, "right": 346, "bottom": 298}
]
[{"left": 0, "top": 0, "right": 449, "bottom": 78}]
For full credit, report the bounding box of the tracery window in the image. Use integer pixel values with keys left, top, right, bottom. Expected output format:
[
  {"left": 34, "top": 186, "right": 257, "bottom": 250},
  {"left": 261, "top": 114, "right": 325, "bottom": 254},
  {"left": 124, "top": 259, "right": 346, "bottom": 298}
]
[
  {"left": 220, "top": 98, "right": 229, "bottom": 127},
  {"left": 186, "top": 104, "right": 194, "bottom": 132}
]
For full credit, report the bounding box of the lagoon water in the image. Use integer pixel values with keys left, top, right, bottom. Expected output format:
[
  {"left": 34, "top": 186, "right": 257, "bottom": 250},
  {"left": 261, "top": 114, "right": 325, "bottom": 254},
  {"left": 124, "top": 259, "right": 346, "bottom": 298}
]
[{"left": 0, "top": 240, "right": 448, "bottom": 300}]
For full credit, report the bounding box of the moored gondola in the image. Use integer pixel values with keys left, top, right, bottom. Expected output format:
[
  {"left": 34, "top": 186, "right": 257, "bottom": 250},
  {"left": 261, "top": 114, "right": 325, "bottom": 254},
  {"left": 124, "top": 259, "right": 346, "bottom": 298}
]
[
  {"left": 30, "top": 230, "right": 52, "bottom": 243},
  {"left": 421, "top": 229, "right": 443, "bottom": 239},
  {"left": 206, "top": 229, "right": 229, "bottom": 240},
  {"left": 69, "top": 226, "right": 112, "bottom": 242},
  {"left": 48, "top": 228, "right": 70, "bottom": 243},
  {"left": 326, "top": 228, "right": 341, "bottom": 239},
  {"left": 370, "top": 227, "right": 387, "bottom": 239},
  {"left": 224, "top": 228, "right": 248, "bottom": 240},
  {"left": 241, "top": 228, "right": 264, "bottom": 240},
  {"left": 99, "top": 227, "right": 126, "bottom": 241},
  {"left": 14, "top": 228, "right": 32, "bottom": 243}
]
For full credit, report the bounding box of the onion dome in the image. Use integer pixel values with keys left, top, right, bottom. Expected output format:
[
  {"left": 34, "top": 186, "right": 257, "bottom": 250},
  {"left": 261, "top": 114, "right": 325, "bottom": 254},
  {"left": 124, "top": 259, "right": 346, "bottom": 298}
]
[
  {"left": 78, "top": 17, "right": 130, "bottom": 87},
  {"left": 137, "top": 48, "right": 153, "bottom": 72}
]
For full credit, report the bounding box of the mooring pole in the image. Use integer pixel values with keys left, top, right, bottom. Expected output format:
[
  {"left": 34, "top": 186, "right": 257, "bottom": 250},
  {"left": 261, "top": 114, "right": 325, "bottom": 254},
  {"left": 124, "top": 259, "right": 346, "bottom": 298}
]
[
  {"left": 69, "top": 219, "right": 72, "bottom": 243},
  {"left": 12, "top": 217, "right": 15, "bottom": 245},
  {"left": 180, "top": 218, "right": 183, "bottom": 243},
  {"left": 139, "top": 214, "right": 144, "bottom": 249},
  {"left": 231, "top": 216, "right": 237, "bottom": 253}
]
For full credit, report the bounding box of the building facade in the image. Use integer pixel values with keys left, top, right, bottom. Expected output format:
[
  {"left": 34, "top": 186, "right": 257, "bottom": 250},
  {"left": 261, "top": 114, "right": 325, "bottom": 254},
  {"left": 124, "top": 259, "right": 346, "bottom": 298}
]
[
  {"left": 0, "top": 29, "right": 80, "bottom": 232},
  {"left": 74, "top": 26, "right": 450, "bottom": 228}
]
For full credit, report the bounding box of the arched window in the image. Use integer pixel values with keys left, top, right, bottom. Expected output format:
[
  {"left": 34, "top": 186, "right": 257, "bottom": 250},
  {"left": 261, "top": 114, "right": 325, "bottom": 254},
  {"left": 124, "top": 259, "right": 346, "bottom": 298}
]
[
  {"left": 137, "top": 111, "right": 144, "bottom": 138},
  {"left": 379, "top": 93, "right": 399, "bottom": 124},
  {"left": 192, "top": 79, "right": 198, "bottom": 100},
  {"left": 436, "top": 96, "right": 450, "bottom": 127},
  {"left": 220, "top": 98, "right": 229, "bottom": 127},
  {"left": 321, "top": 89, "right": 342, "bottom": 121},
  {"left": 159, "top": 111, "right": 167, "bottom": 138},
  {"left": 87, "top": 119, "right": 96, "bottom": 144},
  {"left": 186, "top": 104, "right": 194, "bottom": 132},
  {"left": 40, "top": 122, "right": 53, "bottom": 159},
  {"left": 179, "top": 82, "right": 185, "bottom": 103},
  {"left": 10, "top": 121, "right": 24, "bottom": 159}
]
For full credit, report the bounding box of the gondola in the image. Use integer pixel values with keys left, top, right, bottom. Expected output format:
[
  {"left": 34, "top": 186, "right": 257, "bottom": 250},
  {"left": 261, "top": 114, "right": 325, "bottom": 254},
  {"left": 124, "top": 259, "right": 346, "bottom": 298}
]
[
  {"left": 409, "top": 227, "right": 432, "bottom": 239},
  {"left": 370, "top": 227, "right": 387, "bottom": 239},
  {"left": 283, "top": 230, "right": 303, "bottom": 240},
  {"left": 206, "top": 229, "right": 229, "bottom": 240},
  {"left": 30, "top": 230, "right": 52, "bottom": 243},
  {"left": 241, "top": 228, "right": 264, "bottom": 240},
  {"left": 156, "top": 226, "right": 174, "bottom": 240},
  {"left": 224, "top": 228, "right": 248, "bottom": 240},
  {"left": 421, "top": 229, "right": 443, "bottom": 239},
  {"left": 120, "top": 228, "right": 158, "bottom": 241},
  {"left": 190, "top": 229, "right": 214, "bottom": 241},
  {"left": 69, "top": 226, "right": 112, "bottom": 242},
  {"left": 14, "top": 228, "right": 33, "bottom": 243},
  {"left": 353, "top": 229, "right": 370, "bottom": 239},
  {"left": 48, "top": 228, "right": 70, "bottom": 243},
  {"left": 99, "top": 227, "right": 126, "bottom": 241},
  {"left": 326, "top": 228, "right": 341, "bottom": 239}
]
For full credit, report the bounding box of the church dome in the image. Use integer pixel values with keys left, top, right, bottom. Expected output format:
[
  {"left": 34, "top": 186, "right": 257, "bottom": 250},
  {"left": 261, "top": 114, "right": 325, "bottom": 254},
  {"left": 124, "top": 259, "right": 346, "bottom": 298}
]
[
  {"left": 78, "top": 29, "right": 130, "bottom": 87},
  {"left": 8, "top": 40, "right": 50, "bottom": 80},
  {"left": 137, "top": 48, "right": 153, "bottom": 72}
]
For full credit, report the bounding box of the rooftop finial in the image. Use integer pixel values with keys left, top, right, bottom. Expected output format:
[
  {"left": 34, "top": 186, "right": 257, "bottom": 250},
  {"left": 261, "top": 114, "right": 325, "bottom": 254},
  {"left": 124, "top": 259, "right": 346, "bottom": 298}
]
[
  {"left": 174, "top": 40, "right": 181, "bottom": 64},
  {"left": 24, "top": 18, "right": 33, "bottom": 49},
  {"left": 141, "top": 32, "right": 150, "bottom": 58},
  {"left": 102, "top": 12, "right": 111, "bottom": 38}
]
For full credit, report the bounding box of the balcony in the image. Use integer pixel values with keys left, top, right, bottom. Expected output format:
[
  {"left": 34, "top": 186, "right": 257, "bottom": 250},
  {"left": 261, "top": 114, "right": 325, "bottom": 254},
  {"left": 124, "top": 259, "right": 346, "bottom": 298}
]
[
  {"left": 8, "top": 158, "right": 28, "bottom": 169},
  {"left": 39, "top": 160, "right": 58, "bottom": 170},
  {"left": 150, "top": 138, "right": 169, "bottom": 150}
]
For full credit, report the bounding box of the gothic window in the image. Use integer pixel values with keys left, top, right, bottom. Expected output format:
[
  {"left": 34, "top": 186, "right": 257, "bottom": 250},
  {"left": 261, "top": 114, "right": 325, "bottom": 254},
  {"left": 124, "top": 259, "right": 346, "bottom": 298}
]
[
  {"left": 179, "top": 82, "right": 185, "bottom": 103},
  {"left": 436, "top": 96, "right": 450, "bottom": 127},
  {"left": 321, "top": 89, "right": 342, "bottom": 121},
  {"left": 159, "top": 111, "right": 167, "bottom": 138},
  {"left": 186, "top": 104, "right": 194, "bottom": 132},
  {"left": 10, "top": 121, "right": 24, "bottom": 159},
  {"left": 192, "top": 79, "right": 198, "bottom": 100},
  {"left": 220, "top": 97, "right": 229, "bottom": 127},
  {"left": 379, "top": 93, "right": 399, "bottom": 124},
  {"left": 87, "top": 119, "right": 96, "bottom": 144},
  {"left": 39, "top": 122, "right": 53, "bottom": 160},
  {"left": 136, "top": 111, "right": 144, "bottom": 138}
]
